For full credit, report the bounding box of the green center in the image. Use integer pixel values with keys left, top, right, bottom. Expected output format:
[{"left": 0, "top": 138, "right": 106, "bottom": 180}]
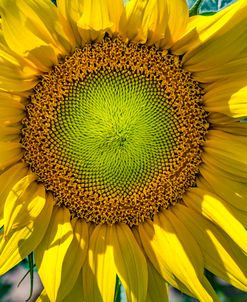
[{"left": 52, "top": 70, "right": 176, "bottom": 195}]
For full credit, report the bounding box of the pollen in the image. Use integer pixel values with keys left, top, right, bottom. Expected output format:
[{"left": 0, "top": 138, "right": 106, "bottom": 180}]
[{"left": 21, "top": 37, "right": 208, "bottom": 226}]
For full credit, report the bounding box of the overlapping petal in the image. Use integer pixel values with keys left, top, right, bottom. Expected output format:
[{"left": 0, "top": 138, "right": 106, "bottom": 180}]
[
  {"left": 0, "top": 92, "right": 26, "bottom": 125},
  {"left": 0, "top": 49, "right": 38, "bottom": 92},
  {"left": 203, "top": 130, "right": 247, "bottom": 179},
  {"left": 0, "top": 193, "right": 53, "bottom": 275},
  {"left": 35, "top": 207, "right": 85, "bottom": 302},
  {"left": 204, "top": 79, "right": 247, "bottom": 118},
  {"left": 111, "top": 223, "right": 148, "bottom": 302},
  {"left": 0, "top": 142, "right": 23, "bottom": 170},
  {"left": 184, "top": 187, "right": 247, "bottom": 255},
  {"left": 0, "top": 0, "right": 75, "bottom": 71},
  {"left": 57, "top": 0, "right": 125, "bottom": 44},
  {"left": 3, "top": 174, "right": 39, "bottom": 236},
  {"left": 140, "top": 211, "right": 217, "bottom": 302},
  {"left": 125, "top": 0, "right": 188, "bottom": 47},
  {"left": 173, "top": 204, "right": 247, "bottom": 291},
  {"left": 88, "top": 224, "right": 116, "bottom": 302},
  {"left": 145, "top": 261, "right": 169, "bottom": 302},
  {"left": 173, "top": 0, "right": 247, "bottom": 71},
  {"left": 200, "top": 164, "right": 247, "bottom": 212}
]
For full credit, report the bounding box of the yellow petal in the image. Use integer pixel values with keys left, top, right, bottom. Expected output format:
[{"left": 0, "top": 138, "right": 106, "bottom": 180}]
[
  {"left": 35, "top": 220, "right": 88, "bottom": 302},
  {"left": 0, "top": 32, "right": 38, "bottom": 72},
  {"left": 0, "top": 92, "right": 26, "bottom": 124},
  {"left": 198, "top": 172, "right": 247, "bottom": 228},
  {"left": 81, "top": 225, "right": 100, "bottom": 301},
  {"left": 0, "top": 162, "right": 28, "bottom": 204},
  {"left": 203, "top": 131, "right": 247, "bottom": 179},
  {"left": 3, "top": 174, "right": 40, "bottom": 236},
  {"left": 146, "top": 261, "right": 169, "bottom": 302},
  {"left": 0, "top": 91, "right": 25, "bottom": 116},
  {"left": 57, "top": 0, "right": 85, "bottom": 45},
  {"left": 24, "top": 0, "right": 76, "bottom": 53},
  {"left": 200, "top": 164, "right": 247, "bottom": 212},
  {"left": 139, "top": 219, "right": 193, "bottom": 297},
  {"left": 57, "top": 218, "right": 88, "bottom": 300},
  {"left": 0, "top": 76, "right": 36, "bottom": 93},
  {"left": 88, "top": 224, "right": 116, "bottom": 302},
  {"left": 0, "top": 97, "right": 25, "bottom": 109},
  {"left": 172, "top": 0, "right": 246, "bottom": 61},
  {"left": 208, "top": 112, "right": 237, "bottom": 125},
  {"left": 0, "top": 161, "right": 27, "bottom": 228},
  {"left": 78, "top": 0, "right": 111, "bottom": 30},
  {"left": 125, "top": 0, "right": 168, "bottom": 44},
  {"left": 202, "top": 152, "right": 247, "bottom": 184},
  {"left": 184, "top": 188, "right": 247, "bottom": 254},
  {"left": 76, "top": 0, "right": 123, "bottom": 43},
  {"left": 157, "top": 211, "right": 217, "bottom": 301},
  {"left": 125, "top": 0, "right": 188, "bottom": 47},
  {"left": 228, "top": 207, "right": 247, "bottom": 228},
  {"left": 204, "top": 119, "right": 247, "bottom": 144},
  {"left": 0, "top": 0, "right": 74, "bottom": 71},
  {"left": 0, "top": 124, "right": 22, "bottom": 142},
  {"left": 173, "top": 204, "right": 247, "bottom": 291},
  {"left": 0, "top": 61, "right": 37, "bottom": 92},
  {"left": 0, "top": 1, "right": 55, "bottom": 71},
  {"left": 131, "top": 227, "right": 169, "bottom": 302},
  {"left": 161, "top": 0, "right": 188, "bottom": 48},
  {"left": 210, "top": 123, "right": 247, "bottom": 146},
  {"left": 190, "top": 57, "right": 247, "bottom": 83},
  {"left": 204, "top": 79, "right": 247, "bottom": 118},
  {"left": 0, "top": 41, "right": 38, "bottom": 91},
  {"left": 0, "top": 142, "right": 23, "bottom": 170},
  {"left": 184, "top": 18, "right": 247, "bottom": 72},
  {"left": 106, "top": 0, "right": 125, "bottom": 33},
  {"left": 63, "top": 271, "right": 84, "bottom": 302},
  {"left": 0, "top": 107, "right": 25, "bottom": 129},
  {"left": 111, "top": 223, "right": 148, "bottom": 302},
  {"left": 36, "top": 290, "right": 50, "bottom": 302},
  {"left": 0, "top": 193, "right": 53, "bottom": 275},
  {"left": 0, "top": 125, "right": 22, "bottom": 135},
  {"left": 82, "top": 258, "right": 102, "bottom": 302},
  {"left": 213, "top": 120, "right": 247, "bottom": 137},
  {"left": 35, "top": 207, "right": 74, "bottom": 302},
  {"left": 0, "top": 90, "right": 24, "bottom": 104}
]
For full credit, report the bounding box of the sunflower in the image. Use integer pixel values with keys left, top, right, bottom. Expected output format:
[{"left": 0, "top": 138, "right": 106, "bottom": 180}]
[{"left": 0, "top": 0, "right": 247, "bottom": 301}]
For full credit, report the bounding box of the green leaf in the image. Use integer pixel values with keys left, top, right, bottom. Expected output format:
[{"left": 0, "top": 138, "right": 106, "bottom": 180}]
[
  {"left": 199, "top": 12, "right": 216, "bottom": 16},
  {"left": 189, "top": 0, "right": 204, "bottom": 16},
  {"left": 114, "top": 275, "right": 122, "bottom": 302}
]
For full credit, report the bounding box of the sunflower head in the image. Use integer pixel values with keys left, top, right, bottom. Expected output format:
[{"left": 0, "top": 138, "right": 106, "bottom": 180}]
[
  {"left": 20, "top": 36, "right": 208, "bottom": 226},
  {"left": 0, "top": 0, "right": 247, "bottom": 302}
]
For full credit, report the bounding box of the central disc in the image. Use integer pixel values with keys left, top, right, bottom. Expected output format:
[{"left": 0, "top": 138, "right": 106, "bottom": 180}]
[
  {"left": 55, "top": 71, "right": 173, "bottom": 196},
  {"left": 22, "top": 37, "right": 208, "bottom": 226}
]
